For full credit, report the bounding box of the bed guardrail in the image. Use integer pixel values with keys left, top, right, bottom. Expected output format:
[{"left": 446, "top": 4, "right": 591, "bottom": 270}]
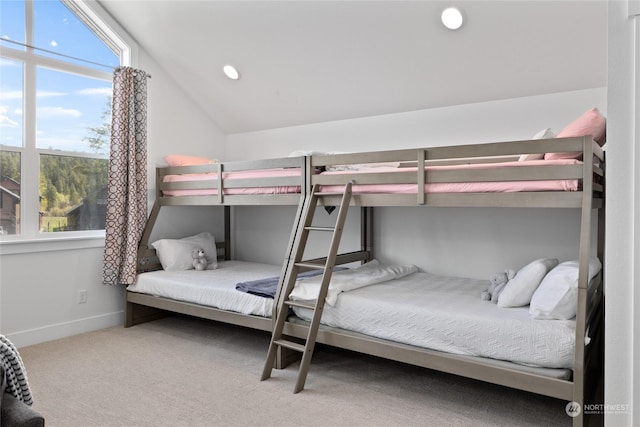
[
  {"left": 156, "top": 155, "right": 308, "bottom": 206},
  {"left": 310, "top": 136, "right": 604, "bottom": 208}
]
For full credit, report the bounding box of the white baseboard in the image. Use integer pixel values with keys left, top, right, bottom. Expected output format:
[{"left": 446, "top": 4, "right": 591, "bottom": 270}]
[{"left": 7, "top": 311, "right": 125, "bottom": 349}]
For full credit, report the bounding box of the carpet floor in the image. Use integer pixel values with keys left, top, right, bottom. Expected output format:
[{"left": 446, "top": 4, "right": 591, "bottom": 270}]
[{"left": 17, "top": 315, "right": 573, "bottom": 427}]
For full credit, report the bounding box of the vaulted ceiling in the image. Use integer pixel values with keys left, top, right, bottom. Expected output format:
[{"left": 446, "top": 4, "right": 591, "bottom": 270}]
[{"left": 99, "top": 1, "right": 607, "bottom": 134}]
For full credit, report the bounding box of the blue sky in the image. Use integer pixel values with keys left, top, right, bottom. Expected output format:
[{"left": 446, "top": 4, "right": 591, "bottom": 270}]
[{"left": 0, "top": 0, "right": 118, "bottom": 154}]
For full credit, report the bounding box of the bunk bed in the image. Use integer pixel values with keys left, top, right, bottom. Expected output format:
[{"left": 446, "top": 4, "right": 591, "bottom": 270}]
[
  {"left": 126, "top": 155, "right": 315, "bottom": 332},
  {"left": 126, "top": 127, "right": 603, "bottom": 426},
  {"left": 267, "top": 134, "right": 604, "bottom": 427}
]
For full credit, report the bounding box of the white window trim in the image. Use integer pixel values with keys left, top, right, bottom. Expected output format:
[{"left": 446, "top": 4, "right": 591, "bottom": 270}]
[
  {"left": 0, "top": 0, "right": 139, "bottom": 252},
  {"left": 0, "top": 234, "right": 105, "bottom": 255},
  {"left": 66, "top": 0, "right": 138, "bottom": 67}
]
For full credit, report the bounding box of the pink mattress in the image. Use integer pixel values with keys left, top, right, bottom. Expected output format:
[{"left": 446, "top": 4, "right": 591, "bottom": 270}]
[
  {"left": 319, "top": 159, "right": 580, "bottom": 194},
  {"left": 162, "top": 168, "right": 302, "bottom": 197}
]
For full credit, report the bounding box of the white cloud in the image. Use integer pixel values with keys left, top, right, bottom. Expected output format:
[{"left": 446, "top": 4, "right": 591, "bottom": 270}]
[
  {"left": 37, "top": 91, "right": 66, "bottom": 98},
  {"left": 0, "top": 135, "right": 15, "bottom": 143},
  {"left": 0, "top": 90, "right": 23, "bottom": 101},
  {"left": 50, "top": 40, "right": 58, "bottom": 47},
  {"left": 36, "top": 135, "right": 94, "bottom": 153},
  {"left": 38, "top": 106, "right": 82, "bottom": 119},
  {"left": 0, "top": 106, "right": 19, "bottom": 128},
  {"left": 77, "top": 87, "right": 112, "bottom": 97},
  {"left": 1, "top": 90, "right": 66, "bottom": 100},
  {"left": 0, "top": 116, "right": 18, "bottom": 128}
]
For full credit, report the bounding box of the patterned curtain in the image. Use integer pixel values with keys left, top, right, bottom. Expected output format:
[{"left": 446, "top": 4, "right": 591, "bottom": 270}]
[{"left": 102, "top": 67, "right": 148, "bottom": 285}]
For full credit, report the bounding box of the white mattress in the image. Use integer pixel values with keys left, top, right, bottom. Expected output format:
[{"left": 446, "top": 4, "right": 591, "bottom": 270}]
[
  {"left": 293, "top": 271, "right": 576, "bottom": 369},
  {"left": 127, "top": 260, "right": 281, "bottom": 317}
]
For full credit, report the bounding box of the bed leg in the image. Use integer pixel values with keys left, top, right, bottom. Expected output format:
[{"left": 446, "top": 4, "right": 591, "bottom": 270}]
[
  {"left": 125, "top": 301, "right": 171, "bottom": 327},
  {"left": 275, "top": 346, "right": 300, "bottom": 369}
]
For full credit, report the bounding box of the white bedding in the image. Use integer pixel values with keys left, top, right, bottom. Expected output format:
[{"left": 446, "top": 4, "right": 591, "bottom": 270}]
[
  {"left": 293, "top": 271, "right": 576, "bottom": 369},
  {"left": 290, "top": 260, "right": 418, "bottom": 306},
  {"left": 127, "top": 260, "right": 281, "bottom": 317}
]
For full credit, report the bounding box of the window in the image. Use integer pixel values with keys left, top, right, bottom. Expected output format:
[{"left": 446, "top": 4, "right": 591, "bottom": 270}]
[{"left": 0, "top": 0, "right": 129, "bottom": 239}]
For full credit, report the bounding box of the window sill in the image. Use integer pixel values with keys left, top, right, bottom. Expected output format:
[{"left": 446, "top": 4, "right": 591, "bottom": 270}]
[{"left": 0, "top": 233, "right": 105, "bottom": 255}]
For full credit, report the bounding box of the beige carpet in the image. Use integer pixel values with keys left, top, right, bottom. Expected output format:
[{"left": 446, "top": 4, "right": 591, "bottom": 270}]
[{"left": 18, "top": 315, "right": 571, "bottom": 427}]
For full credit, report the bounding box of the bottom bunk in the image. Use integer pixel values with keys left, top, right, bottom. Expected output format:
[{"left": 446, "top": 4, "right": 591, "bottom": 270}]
[
  {"left": 126, "top": 260, "right": 280, "bottom": 331},
  {"left": 293, "top": 270, "right": 580, "bottom": 370},
  {"left": 277, "top": 263, "right": 603, "bottom": 399},
  {"left": 126, "top": 257, "right": 603, "bottom": 401},
  {"left": 125, "top": 264, "right": 603, "bottom": 426}
]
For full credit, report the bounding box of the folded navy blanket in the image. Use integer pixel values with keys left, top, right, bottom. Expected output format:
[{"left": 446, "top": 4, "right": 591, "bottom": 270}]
[{"left": 235, "top": 267, "right": 345, "bottom": 298}]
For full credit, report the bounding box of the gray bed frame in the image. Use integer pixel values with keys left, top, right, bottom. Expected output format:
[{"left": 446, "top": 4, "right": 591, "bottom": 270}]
[{"left": 126, "top": 136, "right": 604, "bottom": 427}]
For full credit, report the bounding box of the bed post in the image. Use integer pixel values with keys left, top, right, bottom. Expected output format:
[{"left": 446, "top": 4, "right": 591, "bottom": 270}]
[
  {"left": 361, "top": 207, "right": 373, "bottom": 261},
  {"left": 137, "top": 202, "right": 160, "bottom": 257},
  {"left": 572, "top": 136, "right": 598, "bottom": 427},
  {"left": 587, "top": 143, "right": 606, "bottom": 425},
  {"left": 305, "top": 155, "right": 312, "bottom": 195},
  {"left": 224, "top": 206, "right": 231, "bottom": 260}
]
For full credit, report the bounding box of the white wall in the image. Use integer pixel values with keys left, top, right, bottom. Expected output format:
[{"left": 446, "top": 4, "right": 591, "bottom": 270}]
[
  {"left": 605, "top": 1, "right": 638, "bottom": 425},
  {"left": 143, "top": 48, "right": 228, "bottom": 241},
  {"left": 233, "top": 205, "right": 364, "bottom": 264},
  {"left": 226, "top": 88, "right": 604, "bottom": 160},
  {"left": 0, "top": 49, "right": 227, "bottom": 348},
  {"left": 0, "top": 246, "right": 124, "bottom": 347},
  {"left": 226, "top": 88, "right": 606, "bottom": 279}
]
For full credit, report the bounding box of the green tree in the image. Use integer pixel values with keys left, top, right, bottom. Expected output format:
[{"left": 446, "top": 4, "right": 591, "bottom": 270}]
[
  {"left": 0, "top": 151, "right": 20, "bottom": 181},
  {"left": 82, "top": 98, "right": 112, "bottom": 155},
  {"left": 45, "top": 181, "right": 57, "bottom": 212}
]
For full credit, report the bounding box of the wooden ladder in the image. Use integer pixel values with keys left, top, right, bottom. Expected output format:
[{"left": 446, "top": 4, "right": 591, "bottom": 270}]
[{"left": 261, "top": 182, "right": 353, "bottom": 393}]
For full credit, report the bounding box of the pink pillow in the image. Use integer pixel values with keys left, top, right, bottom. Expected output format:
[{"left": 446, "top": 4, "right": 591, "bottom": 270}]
[
  {"left": 544, "top": 108, "right": 606, "bottom": 160},
  {"left": 164, "top": 154, "right": 218, "bottom": 167}
]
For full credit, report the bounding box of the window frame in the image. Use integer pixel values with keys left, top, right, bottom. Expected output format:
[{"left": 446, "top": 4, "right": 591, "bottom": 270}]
[{"left": 0, "top": 0, "right": 138, "bottom": 253}]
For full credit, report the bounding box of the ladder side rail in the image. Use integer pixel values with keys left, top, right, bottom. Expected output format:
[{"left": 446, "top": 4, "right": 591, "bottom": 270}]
[
  {"left": 272, "top": 194, "right": 308, "bottom": 319},
  {"left": 261, "top": 190, "right": 318, "bottom": 380},
  {"left": 261, "top": 182, "right": 353, "bottom": 393},
  {"left": 293, "top": 182, "right": 353, "bottom": 393}
]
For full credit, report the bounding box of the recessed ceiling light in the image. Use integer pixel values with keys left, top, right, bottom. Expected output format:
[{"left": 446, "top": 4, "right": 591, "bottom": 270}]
[
  {"left": 441, "top": 7, "right": 464, "bottom": 30},
  {"left": 223, "top": 64, "right": 240, "bottom": 80}
]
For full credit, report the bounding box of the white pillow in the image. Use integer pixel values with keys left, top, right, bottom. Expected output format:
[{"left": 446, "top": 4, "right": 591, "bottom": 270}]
[
  {"left": 497, "top": 258, "right": 559, "bottom": 308},
  {"left": 151, "top": 232, "right": 218, "bottom": 271},
  {"left": 529, "top": 258, "right": 602, "bottom": 320},
  {"left": 519, "top": 128, "right": 556, "bottom": 161}
]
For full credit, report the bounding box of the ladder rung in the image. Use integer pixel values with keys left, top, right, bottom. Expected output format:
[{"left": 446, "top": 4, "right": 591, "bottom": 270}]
[
  {"left": 274, "top": 339, "right": 306, "bottom": 353},
  {"left": 285, "top": 299, "right": 315, "bottom": 310},
  {"left": 261, "top": 182, "right": 352, "bottom": 392},
  {"left": 305, "top": 226, "right": 335, "bottom": 232},
  {"left": 295, "top": 262, "right": 325, "bottom": 270},
  {"left": 315, "top": 192, "right": 345, "bottom": 196}
]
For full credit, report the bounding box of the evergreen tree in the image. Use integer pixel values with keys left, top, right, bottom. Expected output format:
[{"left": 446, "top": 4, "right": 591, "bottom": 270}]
[{"left": 82, "top": 98, "right": 111, "bottom": 155}]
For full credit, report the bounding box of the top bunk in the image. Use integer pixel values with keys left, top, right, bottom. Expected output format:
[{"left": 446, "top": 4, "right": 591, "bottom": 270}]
[
  {"left": 155, "top": 154, "right": 308, "bottom": 206},
  {"left": 310, "top": 135, "right": 605, "bottom": 209}
]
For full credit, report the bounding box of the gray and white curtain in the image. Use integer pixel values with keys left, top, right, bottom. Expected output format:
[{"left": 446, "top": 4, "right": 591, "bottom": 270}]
[{"left": 102, "top": 67, "right": 148, "bottom": 286}]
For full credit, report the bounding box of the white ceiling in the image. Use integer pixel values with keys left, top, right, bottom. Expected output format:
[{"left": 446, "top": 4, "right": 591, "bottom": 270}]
[{"left": 98, "top": 0, "right": 607, "bottom": 134}]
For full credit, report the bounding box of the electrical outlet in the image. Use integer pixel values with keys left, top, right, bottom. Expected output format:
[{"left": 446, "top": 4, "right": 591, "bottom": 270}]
[{"left": 77, "top": 290, "right": 87, "bottom": 304}]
